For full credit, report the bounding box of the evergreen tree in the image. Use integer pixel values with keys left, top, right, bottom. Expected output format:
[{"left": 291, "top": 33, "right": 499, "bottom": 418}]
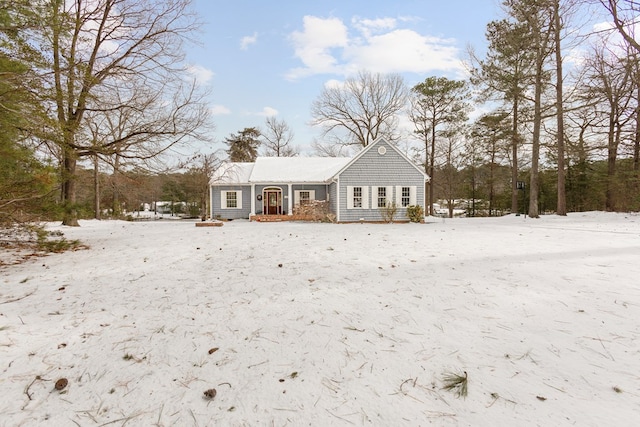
[
  {"left": 471, "top": 112, "right": 511, "bottom": 216},
  {"left": 0, "top": 2, "right": 55, "bottom": 224},
  {"left": 410, "top": 77, "right": 470, "bottom": 215},
  {"left": 470, "top": 17, "right": 535, "bottom": 214},
  {"left": 225, "top": 127, "right": 261, "bottom": 162}
]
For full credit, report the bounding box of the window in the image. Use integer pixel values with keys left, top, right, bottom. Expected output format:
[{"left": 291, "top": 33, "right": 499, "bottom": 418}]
[
  {"left": 294, "top": 190, "right": 315, "bottom": 206},
  {"left": 401, "top": 187, "right": 410, "bottom": 207},
  {"left": 226, "top": 191, "right": 237, "bottom": 208},
  {"left": 347, "top": 186, "right": 368, "bottom": 209},
  {"left": 221, "top": 190, "right": 242, "bottom": 209},
  {"left": 299, "top": 191, "right": 311, "bottom": 205},
  {"left": 353, "top": 187, "right": 363, "bottom": 208},
  {"left": 395, "top": 185, "right": 417, "bottom": 207},
  {"left": 377, "top": 187, "right": 387, "bottom": 208}
]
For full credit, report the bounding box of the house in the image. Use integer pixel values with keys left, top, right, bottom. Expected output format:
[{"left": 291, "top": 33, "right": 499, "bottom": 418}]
[{"left": 209, "top": 137, "right": 429, "bottom": 222}]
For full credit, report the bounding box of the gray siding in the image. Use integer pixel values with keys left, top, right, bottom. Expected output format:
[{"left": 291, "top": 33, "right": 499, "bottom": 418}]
[
  {"left": 292, "top": 184, "right": 328, "bottom": 208},
  {"left": 329, "top": 182, "right": 337, "bottom": 215},
  {"left": 337, "top": 140, "right": 425, "bottom": 222},
  {"left": 211, "top": 185, "right": 252, "bottom": 219}
]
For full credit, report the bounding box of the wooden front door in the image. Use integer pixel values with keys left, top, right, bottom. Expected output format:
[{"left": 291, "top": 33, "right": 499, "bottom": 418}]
[{"left": 265, "top": 190, "right": 281, "bottom": 215}]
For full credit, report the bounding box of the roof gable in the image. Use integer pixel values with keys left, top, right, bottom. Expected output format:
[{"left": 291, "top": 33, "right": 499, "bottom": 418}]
[{"left": 334, "top": 137, "right": 429, "bottom": 181}]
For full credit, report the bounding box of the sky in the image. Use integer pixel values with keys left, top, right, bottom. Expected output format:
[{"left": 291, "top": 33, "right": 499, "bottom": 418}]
[
  {"left": 2, "top": 212, "right": 640, "bottom": 425},
  {"left": 185, "top": 0, "right": 503, "bottom": 156}
]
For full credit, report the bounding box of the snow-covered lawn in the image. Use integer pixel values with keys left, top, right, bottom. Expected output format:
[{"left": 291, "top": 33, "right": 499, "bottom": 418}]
[{"left": 1, "top": 213, "right": 639, "bottom": 426}]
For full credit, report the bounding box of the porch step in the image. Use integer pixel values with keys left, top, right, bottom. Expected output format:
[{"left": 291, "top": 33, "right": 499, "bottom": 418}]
[{"left": 195, "top": 221, "right": 223, "bottom": 227}]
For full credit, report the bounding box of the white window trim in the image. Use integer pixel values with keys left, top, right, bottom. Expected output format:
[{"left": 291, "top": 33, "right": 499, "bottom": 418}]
[
  {"left": 372, "top": 186, "right": 393, "bottom": 208},
  {"left": 347, "top": 186, "right": 357, "bottom": 209},
  {"left": 362, "top": 186, "right": 369, "bottom": 209},
  {"left": 370, "top": 186, "right": 377, "bottom": 209},
  {"left": 346, "top": 186, "right": 368, "bottom": 209},
  {"left": 294, "top": 190, "right": 316, "bottom": 206},
  {"left": 221, "top": 190, "right": 242, "bottom": 209},
  {"left": 395, "top": 186, "right": 417, "bottom": 207}
]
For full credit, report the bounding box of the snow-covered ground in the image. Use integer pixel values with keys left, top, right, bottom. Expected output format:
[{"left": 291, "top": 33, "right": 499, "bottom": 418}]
[{"left": 1, "top": 212, "right": 639, "bottom": 426}]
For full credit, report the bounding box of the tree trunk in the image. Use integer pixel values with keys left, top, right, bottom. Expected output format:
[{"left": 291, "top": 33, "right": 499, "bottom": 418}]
[
  {"left": 554, "top": 0, "right": 567, "bottom": 216},
  {"left": 423, "top": 138, "right": 430, "bottom": 216},
  {"left": 511, "top": 96, "right": 519, "bottom": 214},
  {"left": 112, "top": 154, "right": 121, "bottom": 216},
  {"left": 201, "top": 190, "right": 207, "bottom": 220},
  {"left": 605, "top": 106, "right": 617, "bottom": 211},
  {"left": 94, "top": 155, "right": 101, "bottom": 220},
  {"left": 471, "top": 167, "right": 476, "bottom": 217},
  {"left": 529, "top": 122, "right": 541, "bottom": 217},
  {"left": 61, "top": 149, "right": 79, "bottom": 226},
  {"left": 634, "top": 82, "right": 640, "bottom": 206},
  {"left": 529, "top": 49, "right": 544, "bottom": 219},
  {"left": 429, "top": 124, "right": 436, "bottom": 216},
  {"left": 489, "top": 154, "right": 495, "bottom": 217}
]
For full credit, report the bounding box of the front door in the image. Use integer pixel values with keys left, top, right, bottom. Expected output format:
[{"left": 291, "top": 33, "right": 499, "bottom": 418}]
[{"left": 265, "top": 190, "right": 281, "bottom": 215}]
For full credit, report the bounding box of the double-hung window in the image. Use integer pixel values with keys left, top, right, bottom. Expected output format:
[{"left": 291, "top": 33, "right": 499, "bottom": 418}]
[
  {"left": 353, "top": 187, "right": 363, "bottom": 208},
  {"left": 377, "top": 187, "right": 387, "bottom": 208},
  {"left": 294, "top": 190, "right": 315, "bottom": 206},
  {"left": 401, "top": 187, "right": 411, "bottom": 207},
  {"left": 395, "top": 185, "right": 417, "bottom": 207},
  {"left": 226, "top": 191, "right": 237, "bottom": 208},
  {"left": 347, "top": 186, "right": 368, "bottom": 209},
  {"left": 221, "top": 190, "right": 242, "bottom": 209},
  {"left": 299, "top": 191, "right": 311, "bottom": 205}
]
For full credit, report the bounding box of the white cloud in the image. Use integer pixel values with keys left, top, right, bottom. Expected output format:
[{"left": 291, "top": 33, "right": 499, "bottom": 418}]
[
  {"left": 240, "top": 32, "right": 258, "bottom": 50},
  {"left": 591, "top": 19, "right": 640, "bottom": 49},
  {"left": 186, "top": 64, "right": 214, "bottom": 84},
  {"left": 286, "top": 15, "right": 464, "bottom": 80},
  {"left": 593, "top": 21, "right": 615, "bottom": 33},
  {"left": 351, "top": 16, "right": 396, "bottom": 38},
  {"left": 211, "top": 105, "right": 231, "bottom": 115},
  {"left": 287, "top": 16, "right": 349, "bottom": 79},
  {"left": 256, "top": 106, "right": 278, "bottom": 117},
  {"left": 347, "top": 29, "right": 461, "bottom": 74},
  {"left": 323, "top": 79, "right": 344, "bottom": 89},
  {"left": 575, "top": 20, "right": 640, "bottom": 64}
]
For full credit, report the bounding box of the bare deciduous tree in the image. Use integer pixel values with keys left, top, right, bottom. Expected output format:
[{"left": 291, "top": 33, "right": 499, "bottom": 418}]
[
  {"left": 553, "top": 0, "right": 568, "bottom": 215},
  {"left": 583, "top": 42, "right": 634, "bottom": 211},
  {"left": 261, "top": 117, "right": 298, "bottom": 157},
  {"left": 37, "top": 0, "right": 210, "bottom": 226},
  {"left": 181, "top": 152, "right": 221, "bottom": 219},
  {"left": 83, "top": 81, "right": 212, "bottom": 219},
  {"left": 600, "top": 0, "right": 640, "bottom": 53},
  {"left": 311, "top": 70, "right": 407, "bottom": 149},
  {"left": 439, "top": 128, "right": 468, "bottom": 218},
  {"left": 310, "top": 138, "right": 348, "bottom": 157}
]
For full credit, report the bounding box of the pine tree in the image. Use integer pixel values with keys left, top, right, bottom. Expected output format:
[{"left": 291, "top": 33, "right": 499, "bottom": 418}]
[{"left": 225, "top": 127, "right": 262, "bottom": 162}]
